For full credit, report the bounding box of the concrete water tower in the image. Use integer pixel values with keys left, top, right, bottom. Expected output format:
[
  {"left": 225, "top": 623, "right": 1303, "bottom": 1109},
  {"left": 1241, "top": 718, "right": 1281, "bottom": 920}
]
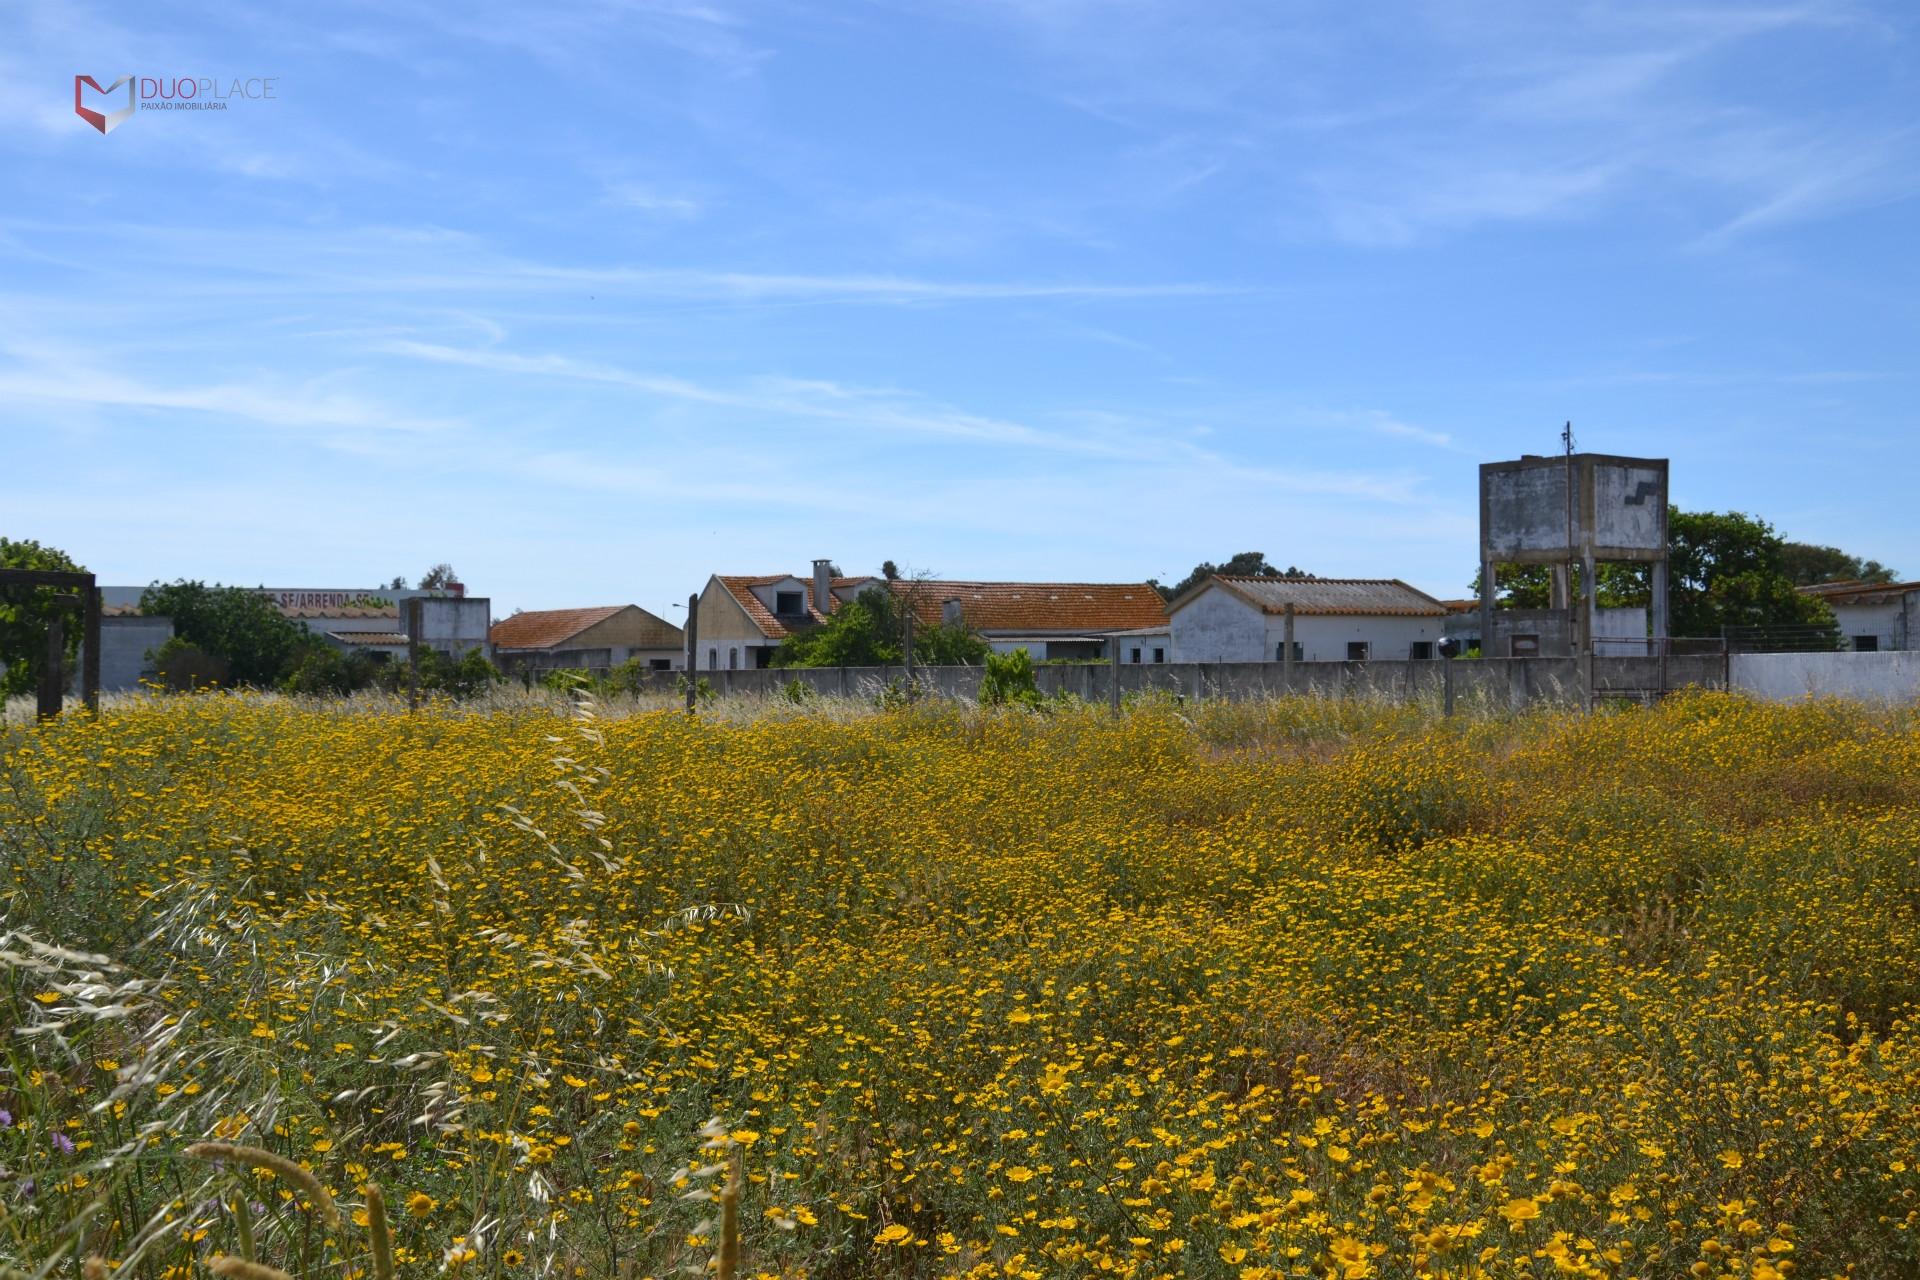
[{"left": 1478, "top": 452, "right": 1670, "bottom": 656}]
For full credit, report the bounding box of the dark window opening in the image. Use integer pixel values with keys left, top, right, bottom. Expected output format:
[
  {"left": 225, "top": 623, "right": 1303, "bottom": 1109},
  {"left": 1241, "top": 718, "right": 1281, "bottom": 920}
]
[
  {"left": 649, "top": 658, "right": 671, "bottom": 671},
  {"left": 1152, "top": 647, "right": 1165, "bottom": 664},
  {"left": 707, "top": 647, "right": 717, "bottom": 669},
  {"left": 1130, "top": 647, "right": 1142, "bottom": 664},
  {"left": 1276, "top": 641, "right": 1302, "bottom": 662},
  {"left": 728, "top": 647, "right": 738, "bottom": 669},
  {"left": 1410, "top": 641, "right": 1435, "bottom": 660},
  {"left": 1347, "top": 641, "right": 1370, "bottom": 662},
  {"left": 1511, "top": 634, "right": 1540, "bottom": 657},
  {"left": 1854, "top": 635, "right": 1879, "bottom": 652}
]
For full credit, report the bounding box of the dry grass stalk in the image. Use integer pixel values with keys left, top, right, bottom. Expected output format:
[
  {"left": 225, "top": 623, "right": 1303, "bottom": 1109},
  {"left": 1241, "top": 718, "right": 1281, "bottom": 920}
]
[
  {"left": 715, "top": 1150, "right": 741, "bottom": 1280},
  {"left": 366, "top": 1183, "right": 396, "bottom": 1280},
  {"left": 184, "top": 1142, "right": 342, "bottom": 1231},
  {"left": 207, "top": 1258, "right": 295, "bottom": 1280}
]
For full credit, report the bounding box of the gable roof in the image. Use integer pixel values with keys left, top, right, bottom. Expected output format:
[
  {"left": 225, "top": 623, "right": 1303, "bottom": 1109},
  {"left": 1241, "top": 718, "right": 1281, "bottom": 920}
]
[
  {"left": 893, "top": 581, "right": 1166, "bottom": 633},
  {"left": 489, "top": 606, "right": 627, "bottom": 650},
  {"left": 716, "top": 575, "right": 879, "bottom": 640},
  {"left": 1798, "top": 580, "right": 1920, "bottom": 605},
  {"left": 1170, "top": 576, "right": 1450, "bottom": 618}
]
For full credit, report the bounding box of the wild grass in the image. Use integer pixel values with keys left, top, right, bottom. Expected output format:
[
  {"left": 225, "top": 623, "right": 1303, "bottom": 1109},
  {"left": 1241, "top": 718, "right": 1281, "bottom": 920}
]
[{"left": 1, "top": 690, "right": 1917, "bottom": 1278}]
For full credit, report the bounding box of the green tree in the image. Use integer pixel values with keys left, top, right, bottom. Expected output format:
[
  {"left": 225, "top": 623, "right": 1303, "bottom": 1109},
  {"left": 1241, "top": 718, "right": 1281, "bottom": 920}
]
[
  {"left": 138, "top": 581, "right": 312, "bottom": 687},
  {"left": 1471, "top": 562, "right": 1646, "bottom": 609},
  {"left": 418, "top": 563, "right": 460, "bottom": 591},
  {"left": 1668, "top": 508, "right": 1836, "bottom": 637},
  {"left": 772, "top": 584, "right": 992, "bottom": 668},
  {"left": 0, "top": 538, "right": 88, "bottom": 698},
  {"left": 1151, "top": 553, "right": 1310, "bottom": 602},
  {"left": 1779, "top": 541, "right": 1897, "bottom": 586},
  {"left": 770, "top": 588, "right": 900, "bottom": 667}
]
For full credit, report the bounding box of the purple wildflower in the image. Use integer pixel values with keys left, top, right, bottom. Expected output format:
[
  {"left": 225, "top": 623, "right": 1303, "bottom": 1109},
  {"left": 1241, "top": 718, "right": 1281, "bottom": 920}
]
[{"left": 51, "top": 1132, "right": 75, "bottom": 1155}]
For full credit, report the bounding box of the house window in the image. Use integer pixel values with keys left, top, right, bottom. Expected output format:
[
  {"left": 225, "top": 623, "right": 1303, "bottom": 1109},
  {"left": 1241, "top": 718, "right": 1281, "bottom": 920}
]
[
  {"left": 1276, "top": 641, "right": 1302, "bottom": 662},
  {"left": 708, "top": 647, "right": 717, "bottom": 669},
  {"left": 1152, "top": 647, "right": 1165, "bottom": 664},
  {"left": 1130, "top": 647, "right": 1142, "bottom": 664},
  {"left": 1511, "top": 634, "right": 1540, "bottom": 657},
  {"left": 649, "top": 658, "right": 671, "bottom": 671},
  {"left": 775, "top": 590, "right": 804, "bottom": 614},
  {"left": 1854, "top": 635, "right": 1879, "bottom": 652},
  {"left": 728, "top": 647, "right": 738, "bottom": 669},
  {"left": 1410, "top": 641, "right": 1435, "bottom": 660},
  {"left": 1347, "top": 641, "right": 1370, "bottom": 662}
]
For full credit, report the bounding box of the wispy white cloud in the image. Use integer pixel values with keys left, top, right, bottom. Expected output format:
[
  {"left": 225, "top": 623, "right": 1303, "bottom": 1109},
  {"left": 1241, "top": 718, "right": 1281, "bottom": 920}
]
[
  {"left": 377, "top": 338, "right": 1187, "bottom": 457},
  {"left": 0, "top": 342, "right": 459, "bottom": 436},
  {"left": 604, "top": 183, "right": 707, "bottom": 219}
]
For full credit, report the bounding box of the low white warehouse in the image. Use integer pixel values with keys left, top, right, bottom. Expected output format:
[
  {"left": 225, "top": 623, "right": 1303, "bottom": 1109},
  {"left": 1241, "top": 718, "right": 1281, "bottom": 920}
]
[{"left": 1167, "top": 576, "right": 1451, "bottom": 663}]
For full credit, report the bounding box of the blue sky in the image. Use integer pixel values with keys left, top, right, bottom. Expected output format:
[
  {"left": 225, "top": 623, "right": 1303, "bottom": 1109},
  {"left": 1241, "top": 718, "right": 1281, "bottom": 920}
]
[{"left": 4, "top": 0, "right": 1917, "bottom": 617}]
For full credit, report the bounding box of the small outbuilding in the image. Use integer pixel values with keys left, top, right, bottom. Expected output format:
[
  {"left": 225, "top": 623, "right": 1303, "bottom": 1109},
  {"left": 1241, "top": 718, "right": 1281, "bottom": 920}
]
[
  {"left": 1167, "top": 576, "right": 1451, "bottom": 663},
  {"left": 490, "top": 605, "right": 684, "bottom": 675},
  {"left": 1799, "top": 580, "right": 1920, "bottom": 651}
]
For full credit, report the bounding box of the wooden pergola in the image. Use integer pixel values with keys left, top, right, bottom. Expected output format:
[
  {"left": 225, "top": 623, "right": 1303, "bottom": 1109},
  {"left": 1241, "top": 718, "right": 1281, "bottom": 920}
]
[{"left": 0, "top": 568, "right": 101, "bottom": 717}]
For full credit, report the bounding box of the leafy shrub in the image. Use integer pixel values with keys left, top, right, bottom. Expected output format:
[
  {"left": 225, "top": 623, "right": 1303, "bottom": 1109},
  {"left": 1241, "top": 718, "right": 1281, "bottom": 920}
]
[{"left": 979, "top": 647, "right": 1041, "bottom": 708}]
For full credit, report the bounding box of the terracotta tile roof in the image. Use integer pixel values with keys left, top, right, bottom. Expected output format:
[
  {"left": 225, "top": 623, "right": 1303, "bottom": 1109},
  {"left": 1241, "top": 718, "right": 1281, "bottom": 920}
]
[
  {"left": 282, "top": 606, "right": 399, "bottom": 620},
  {"left": 892, "top": 581, "right": 1167, "bottom": 633},
  {"left": 714, "top": 575, "right": 885, "bottom": 639},
  {"left": 490, "top": 606, "right": 626, "bottom": 650},
  {"left": 1798, "top": 580, "right": 1920, "bottom": 604},
  {"left": 328, "top": 631, "right": 410, "bottom": 647},
  {"left": 1174, "top": 576, "right": 1450, "bottom": 618}
]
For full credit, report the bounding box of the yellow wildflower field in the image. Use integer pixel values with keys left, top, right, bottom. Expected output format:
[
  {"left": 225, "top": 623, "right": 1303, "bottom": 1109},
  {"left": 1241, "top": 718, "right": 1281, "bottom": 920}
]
[{"left": 3, "top": 692, "right": 1918, "bottom": 1279}]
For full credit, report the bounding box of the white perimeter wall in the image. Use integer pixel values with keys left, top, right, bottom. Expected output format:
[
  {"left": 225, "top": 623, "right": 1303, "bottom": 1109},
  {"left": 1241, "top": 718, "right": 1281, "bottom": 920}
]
[{"left": 1732, "top": 651, "right": 1920, "bottom": 702}]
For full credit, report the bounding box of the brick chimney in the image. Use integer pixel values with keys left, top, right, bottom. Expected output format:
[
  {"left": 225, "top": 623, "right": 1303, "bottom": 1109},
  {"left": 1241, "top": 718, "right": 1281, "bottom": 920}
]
[{"left": 812, "top": 559, "right": 833, "bottom": 618}]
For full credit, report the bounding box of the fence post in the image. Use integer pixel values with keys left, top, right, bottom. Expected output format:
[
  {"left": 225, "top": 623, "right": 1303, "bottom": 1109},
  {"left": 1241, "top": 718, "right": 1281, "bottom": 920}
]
[
  {"left": 683, "top": 592, "right": 699, "bottom": 715},
  {"left": 1443, "top": 648, "right": 1456, "bottom": 717},
  {"left": 406, "top": 597, "right": 421, "bottom": 713},
  {"left": 1283, "top": 603, "right": 1295, "bottom": 689},
  {"left": 38, "top": 615, "right": 64, "bottom": 720},
  {"left": 82, "top": 583, "right": 101, "bottom": 714},
  {"left": 1109, "top": 639, "right": 1121, "bottom": 715}
]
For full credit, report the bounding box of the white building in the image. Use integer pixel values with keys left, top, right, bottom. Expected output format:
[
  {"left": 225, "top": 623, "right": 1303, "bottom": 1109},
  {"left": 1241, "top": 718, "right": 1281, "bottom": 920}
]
[
  {"left": 1800, "top": 580, "right": 1920, "bottom": 651},
  {"left": 693, "top": 562, "right": 882, "bottom": 670},
  {"left": 1167, "top": 576, "right": 1451, "bottom": 663}
]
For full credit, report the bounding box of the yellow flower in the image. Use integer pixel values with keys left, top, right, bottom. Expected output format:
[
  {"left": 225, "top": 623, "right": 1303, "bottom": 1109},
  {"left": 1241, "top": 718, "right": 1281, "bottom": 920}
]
[
  {"left": 873, "top": 1224, "right": 912, "bottom": 1246},
  {"left": 406, "top": 1192, "right": 436, "bottom": 1219},
  {"left": 1499, "top": 1198, "right": 1541, "bottom": 1225}
]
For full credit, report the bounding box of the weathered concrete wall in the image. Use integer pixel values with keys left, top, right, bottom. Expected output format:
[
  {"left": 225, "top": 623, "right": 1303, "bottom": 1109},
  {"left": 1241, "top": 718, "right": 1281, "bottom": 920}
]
[
  {"left": 1168, "top": 586, "right": 1263, "bottom": 662},
  {"left": 620, "top": 654, "right": 1730, "bottom": 706},
  {"left": 95, "top": 616, "right": 173, "bottom": 692},
  {"left": 500, "top": 646, "right": 682, "bottom": 675},
  {"left": 1588, "top": 460, "right": 1666, "bottom": 555},
  {"left": 1731, "top": 651, "right": 1920, "bottom": 702},
  {"left": 414, "top": 597, "right": 491, "bottom": 658},
  {"left": 1488, "top": 609, "right": 1572, "bottom": 657}
]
